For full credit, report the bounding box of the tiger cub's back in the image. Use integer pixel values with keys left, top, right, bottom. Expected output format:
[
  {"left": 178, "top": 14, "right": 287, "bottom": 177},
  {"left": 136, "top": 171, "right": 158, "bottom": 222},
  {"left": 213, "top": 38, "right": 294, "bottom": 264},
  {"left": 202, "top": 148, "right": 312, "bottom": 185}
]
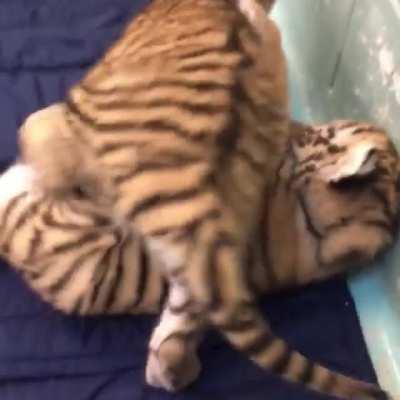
[{"left": 62, "top": 0, "right": 289, "bottom": 229}]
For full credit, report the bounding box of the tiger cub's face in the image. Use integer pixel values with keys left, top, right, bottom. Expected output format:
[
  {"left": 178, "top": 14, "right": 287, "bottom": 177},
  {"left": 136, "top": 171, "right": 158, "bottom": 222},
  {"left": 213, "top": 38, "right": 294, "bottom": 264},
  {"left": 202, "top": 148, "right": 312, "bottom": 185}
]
[{"left": 290, "top": 120, "right": 400, "bottom": 275}]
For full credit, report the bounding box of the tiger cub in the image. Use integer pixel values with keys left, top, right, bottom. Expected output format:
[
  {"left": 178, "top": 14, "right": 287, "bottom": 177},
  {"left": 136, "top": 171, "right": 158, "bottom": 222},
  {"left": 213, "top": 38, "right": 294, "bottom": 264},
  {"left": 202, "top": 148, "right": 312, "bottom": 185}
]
[
  {"left": 18, "top": 0, "right": 295, "bottom": 396},
  {"left": 10, "top": 119, "right": 400, "bottom": 397},
  {"left": 16, "top": 0, "right": 395, "bottom": 398}
]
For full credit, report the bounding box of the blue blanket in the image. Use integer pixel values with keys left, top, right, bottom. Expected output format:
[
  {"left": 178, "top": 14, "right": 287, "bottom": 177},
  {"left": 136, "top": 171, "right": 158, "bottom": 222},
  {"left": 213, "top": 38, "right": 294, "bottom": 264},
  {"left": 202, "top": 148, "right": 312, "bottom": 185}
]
[{"left": 0, "top": 1, "right": 378, "bottom": 399}]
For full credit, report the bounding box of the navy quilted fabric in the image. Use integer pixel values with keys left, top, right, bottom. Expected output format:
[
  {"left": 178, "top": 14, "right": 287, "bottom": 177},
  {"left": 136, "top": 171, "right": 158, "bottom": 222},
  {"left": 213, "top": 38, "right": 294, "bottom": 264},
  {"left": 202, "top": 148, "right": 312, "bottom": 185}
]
[{"left": 0, "top": 1, "right": 378, "bottom": 399}]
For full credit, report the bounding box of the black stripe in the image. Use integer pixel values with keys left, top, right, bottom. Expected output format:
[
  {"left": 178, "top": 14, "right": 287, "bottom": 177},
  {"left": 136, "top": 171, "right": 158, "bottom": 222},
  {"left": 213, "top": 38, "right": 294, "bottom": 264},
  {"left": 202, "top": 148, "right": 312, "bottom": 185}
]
[
  {"left": 213, "top": 88, "right": 241, "bottom": 168},
  {"left": 255, "top": 201, "right": 279, "bottom": 290},
  {"left": 327, "top": 144, "right": 346, "bottom": 154},
  {"left": 245, "top": 235, "right": 260, "bottom": 295},
  {"left": 23, "top": 263, "right": 47, "bottom": 280},
  {"left": 42, "top": 208, "right": 91, "bottom": 230},
  {"left": 271, "top": 345, "right": 292, "bottom": 375},
  {"left": 0, "top": 192, "right": 27, "bottom": 243},
  {"left": 371, "top": 187, "right": 392, "bottom": 219},
  {"left": 168, "top": 300, "right": 191, "bottom": 315},
  {"left": 313, "top": 135, "right": 330, "bottom": 146},
  {"left": 206, "top": 231, "right": 237, "bottom": 310},
  {"left": 134, "top": 157, "right": 204, "bottom": 174},
  {"left": 176, "top": 26, "right": 221, "bottom": 42},
  {"left": 131, "top": 242, "right": 149, "bottom": 308},
  {"left": 74, "top": 114, "right": 211, "bottom": 143},
  {"left": 47, "top": 246, "right": 103, "bottom": 294},
  {"left": 65, "top": 110, "right": 89, "bottom": 144},
  {"left": 206, "top": 239, "right": 222, "bottom": 310},
  {"left": 66, "top": 96, "right": 94, "bottom": 127},
  {"left": 113, "top": 156, "right": 205, "bottom": 182},
  {"left": 254, "top": 121, "right": 289, "bottom": 151},
  {"left": 291, "top": 164, "right": 317, "bottom": 184},
  {"left": 131, "top": 36, "right": 172, "bottom": 54},
  {"left": 88, "top": 247, "right": 114, "bottom": 309},
  {"left": 297, "top": 151, "right": 324, "bottom": 166},
  {"left": 214, "top": 232, "right": 236, "bottom": 248},
  {"left": 297, "top": 193, "right": 323, "bottom": 239},
  {"left": 327, "top": 216, "right": 393, "bottom": 234},
  {"left": 159, "top": 281, "right": 169, "bottom": 311},
  {"left": 70, "top": 296, "right": 84, "bottom": 315},
  {"left": 25, "top": 227, "right": 43, "bottom": 262},
  {"left": 128, "top": 187, "right": 205, "bottom": 221},
  {"left": 161, "top": 329, "right": 199, "bottom": 344},
  {"left": 96, "top": 141, "right": 144, "bottom": 157},
  {"left": 177, "top": 45, "right": 232, "bottom": 61},
  {"left": 218, "top": 314, "right": 258, "bottom": 332},
  {"left": 318, "top": 370, "right": 337, "bottom": 395},
  {"left": 125, "top": 119, "right": 208, "bottom": 141},
  {"left": 275, "top": 146, "right": 293, "bottom": 193},
  {"left": 80, "top": 79, "right": 233, "bottom": 97},
  {"left": 3, "top": 199, "right": 42, "bottom": 254},
  {"left": 324, "top": 216, "right": 354, "bottom": 233},
  {"left": 103, "top": 240, "right": 126, "bottom": 311},
  {"left": 95, "top": 244, "right": 120, "bottom": 311},
  {"left": 236, "top": 148, "right": 265, "bottom": 175},
  {"left": 297, "top": 360, "right": 315, "bottom": 385},
  {"left": 352, "top": 126, "right": 386, "bottom": 135},
  {"left": 97, "top": 98, "right": 229, "bottom": 116},
  {"left": 233, "top": 84, "right": 286, "bottom": 150},
  {"left": 240, "top": 331, "right": 274, "bottom": 356},
  {"left": 67, "top": 201, "right": 112, "bottom": 226},
  {"left": 108, "top": 237, "right": 133, "bottom": 305},
  {"left": 327, "top": 126, "right": 336, "bottom": 139},
  {"left": 178, "top": 63, "right": 230, "bottom": 74},
  {"left": 149, "top": 208, "right": 220, "bottom": 237},
  {"left": 0, "top": 192, "right": 28, "bottom": 248},
  {"left": 364, "top": 219, "right": 393, "bottom": 233},
  {"left": 29, "top": 230, "right": 106, "bottom": 269},
  {"left": 50, "top": 231, "right": 102, "bottom": 255}
]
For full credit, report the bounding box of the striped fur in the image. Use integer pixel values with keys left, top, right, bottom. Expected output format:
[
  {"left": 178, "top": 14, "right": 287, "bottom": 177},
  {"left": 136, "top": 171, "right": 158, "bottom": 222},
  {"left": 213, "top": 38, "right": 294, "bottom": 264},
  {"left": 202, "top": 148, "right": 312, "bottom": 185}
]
[
  {"left": 14, "top": 1, "right": 397, "bottom": 399},
  {"left": 14, "top": 118, "right": 400, "bottom": 397},
  {"left": 18, "top": 0, "right": 294, "bottom": 395},
  {"left": 0, "top": 164, "right": 166, "bottom": 315},
  {"left": 6, "top": 120, "right": 399, "bottom": 313}
]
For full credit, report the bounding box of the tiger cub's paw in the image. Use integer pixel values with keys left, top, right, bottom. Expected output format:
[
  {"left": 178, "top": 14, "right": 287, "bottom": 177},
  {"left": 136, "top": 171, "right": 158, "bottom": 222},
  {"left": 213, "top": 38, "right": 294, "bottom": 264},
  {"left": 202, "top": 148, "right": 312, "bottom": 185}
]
[{"left": 145, "top": 336, "right": 201, "bottom": 392}]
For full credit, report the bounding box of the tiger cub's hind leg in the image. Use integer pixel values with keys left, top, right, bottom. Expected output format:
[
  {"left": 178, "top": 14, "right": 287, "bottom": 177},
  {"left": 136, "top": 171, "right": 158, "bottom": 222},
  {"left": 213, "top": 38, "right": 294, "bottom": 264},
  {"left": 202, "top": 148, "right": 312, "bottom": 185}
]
[{"left": 146, "top": 286, "right": 204, "bottom": 392}]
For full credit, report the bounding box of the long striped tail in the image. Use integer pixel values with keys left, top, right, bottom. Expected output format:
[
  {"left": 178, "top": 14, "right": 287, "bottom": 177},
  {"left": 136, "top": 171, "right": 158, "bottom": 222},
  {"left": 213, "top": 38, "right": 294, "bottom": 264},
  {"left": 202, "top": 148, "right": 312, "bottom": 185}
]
[
  {"left": 186, "top": 220, "right": 389, "bottom": 400},
  {"left": 216, "top": 308, "right": 389, "bottom": 399}
]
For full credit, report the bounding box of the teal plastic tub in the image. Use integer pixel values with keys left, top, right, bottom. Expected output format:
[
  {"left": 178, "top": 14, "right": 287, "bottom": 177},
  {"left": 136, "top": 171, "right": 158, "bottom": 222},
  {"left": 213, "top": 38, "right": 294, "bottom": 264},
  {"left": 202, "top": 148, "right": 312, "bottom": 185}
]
[{"left": 272, "top": 1, "right": 400, "bottom": 396}]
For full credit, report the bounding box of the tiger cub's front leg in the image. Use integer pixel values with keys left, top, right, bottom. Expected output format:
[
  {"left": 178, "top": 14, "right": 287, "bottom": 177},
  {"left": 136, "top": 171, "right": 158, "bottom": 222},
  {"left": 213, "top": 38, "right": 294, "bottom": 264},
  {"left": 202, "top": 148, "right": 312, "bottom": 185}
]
[{"left": 146, "top": 285, "right": 204, "bottom": 392}]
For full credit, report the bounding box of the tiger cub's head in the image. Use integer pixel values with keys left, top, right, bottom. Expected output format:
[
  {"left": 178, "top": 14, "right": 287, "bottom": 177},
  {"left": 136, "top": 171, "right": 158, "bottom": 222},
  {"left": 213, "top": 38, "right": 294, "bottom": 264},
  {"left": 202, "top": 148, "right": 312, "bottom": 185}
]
[{"left": 275, "top": 120, "right": 400, "bottom": 282}]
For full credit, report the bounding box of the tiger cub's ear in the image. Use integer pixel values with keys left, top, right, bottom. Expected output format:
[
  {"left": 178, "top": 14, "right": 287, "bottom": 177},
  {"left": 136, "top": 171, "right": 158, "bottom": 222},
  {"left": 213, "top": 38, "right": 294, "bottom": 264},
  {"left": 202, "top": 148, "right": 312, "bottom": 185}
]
[{"left": 319, "top": 141, "right": 379, "bottom": 183}]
